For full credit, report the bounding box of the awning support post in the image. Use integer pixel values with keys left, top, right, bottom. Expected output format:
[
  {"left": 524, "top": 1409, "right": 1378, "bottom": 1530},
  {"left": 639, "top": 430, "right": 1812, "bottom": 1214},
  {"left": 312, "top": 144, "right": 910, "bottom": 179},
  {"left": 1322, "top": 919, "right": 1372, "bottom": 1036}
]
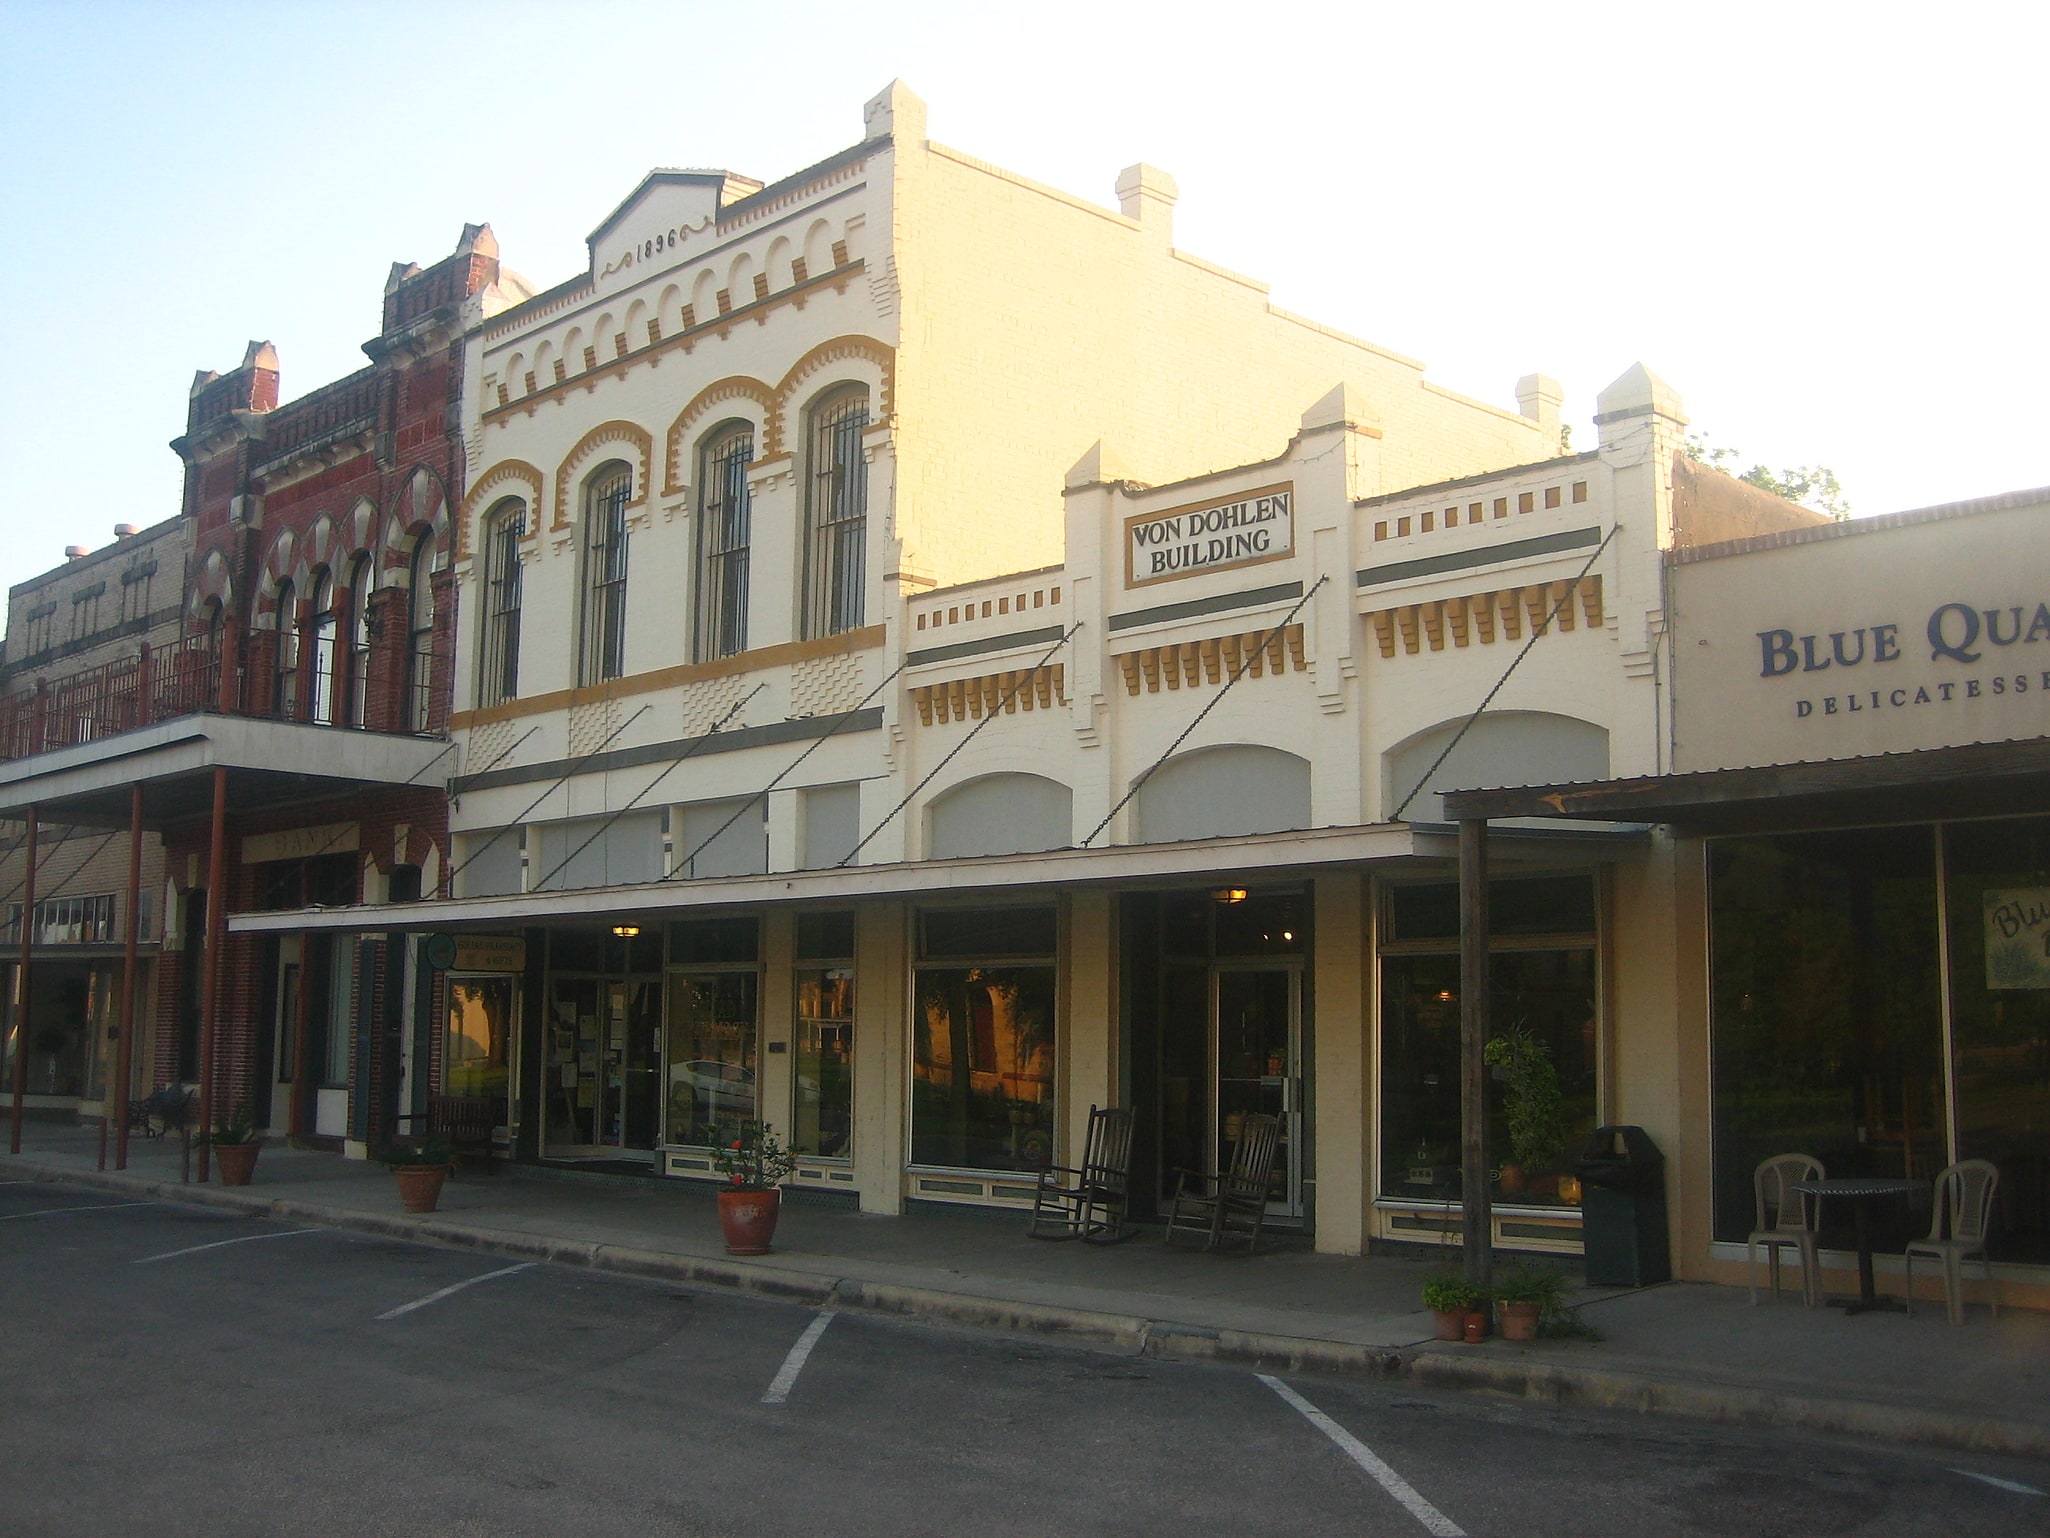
[
  {"left": 196, "top": 767, "right": 228, "bottom": 1181},
  {"left": 1459, "top": 815, "right": 1492, "bottom": 1287},
  {"left": 8, "top": 807, "right": 36, "bottom": 1155},
  {"left": 112, "top": 783, "right": 143, "bottom": 1170}
]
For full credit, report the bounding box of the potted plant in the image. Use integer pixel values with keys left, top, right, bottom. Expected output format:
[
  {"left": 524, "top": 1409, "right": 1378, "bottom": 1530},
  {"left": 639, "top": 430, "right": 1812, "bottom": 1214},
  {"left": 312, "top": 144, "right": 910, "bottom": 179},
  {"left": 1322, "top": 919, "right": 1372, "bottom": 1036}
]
[
  {"left": 201, "top": 1109, "right": 263, "bottom": 1187},
  {"left": 711, "top": 1121, "right": 795, "bottom": 1255},
  {"left": 383, "top": 1138, "right": 453, "bottom": 1214},
  {"left": 1484, "top": 1026, "right": 1570, "bottom": 1199},
  {"left": 1491, "top": 1262, "right": 1569, "bottom": 1342},
  {"left": 1421, "top": 1275, "right": 1488, "bottom": 1342}
]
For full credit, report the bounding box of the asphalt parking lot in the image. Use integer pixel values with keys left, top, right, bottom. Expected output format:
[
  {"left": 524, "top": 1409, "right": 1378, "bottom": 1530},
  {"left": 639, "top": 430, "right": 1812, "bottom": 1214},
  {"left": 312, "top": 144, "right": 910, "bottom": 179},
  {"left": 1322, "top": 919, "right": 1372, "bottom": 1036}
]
[{"left": 2, "top": 1179, "right": 2045, "bottom": 1537}]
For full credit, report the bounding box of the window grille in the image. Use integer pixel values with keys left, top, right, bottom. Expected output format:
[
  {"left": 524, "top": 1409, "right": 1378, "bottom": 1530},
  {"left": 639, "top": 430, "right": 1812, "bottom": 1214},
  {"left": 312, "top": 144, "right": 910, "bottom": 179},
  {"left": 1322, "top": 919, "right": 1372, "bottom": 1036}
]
[
  {"left": 273, "top": 581, "right": 300, "bottom": 720},
  {"left": 694, "top": 428, "right": 752, "bottom": 661},
  {"left": 406, "top": 540, "right": 436, "bottom": 732},
  {"left": 308, "top": 569, "right": 338, "bottom": 724},
  {"left": 803, "top": 393, "right": 869, "bottom": 638},
  {"left": 346, "top": 555, "right": 373, "bottom": 728},
  {"left": 480, "top": 501, "right": 526, "bottom": 704},
  {"left": 579, "top": 467, "right": 631, "bottom": 685}
]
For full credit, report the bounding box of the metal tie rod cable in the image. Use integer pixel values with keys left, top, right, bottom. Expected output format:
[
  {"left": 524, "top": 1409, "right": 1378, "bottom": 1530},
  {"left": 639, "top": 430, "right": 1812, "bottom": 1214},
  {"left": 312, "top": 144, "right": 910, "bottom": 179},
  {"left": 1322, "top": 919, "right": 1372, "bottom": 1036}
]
[
  {"left": 1389, "top": 524, "right": 1619, "bottom": 822},
  {"left": 664, "top": 655, "right": 913, "bottom": 882},
  {"left": 1078, "top": 580, "right": 1328, "bottom": 849},
  {"left": 528, "top": 685, "right": 764, "bottom": 893},
  {"left": 290, "top": 735, "right": 466, "bottom": 869},
  {"left": 838, "top": 623, "right": 1083, "bottom": 868},
  {"left": 0, "top": 821, "right": 89, "bottom": 911},
  {"left": 446, "top": 705, "right": 651, "bottom": 884}
]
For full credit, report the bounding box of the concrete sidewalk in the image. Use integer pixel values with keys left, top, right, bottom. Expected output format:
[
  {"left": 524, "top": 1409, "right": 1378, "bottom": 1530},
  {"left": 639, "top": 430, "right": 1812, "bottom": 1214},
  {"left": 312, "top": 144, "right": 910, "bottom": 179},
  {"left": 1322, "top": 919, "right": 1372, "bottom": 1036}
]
[{"left": 12, "top": 1121, "right": 2050, "bottom": 1458}]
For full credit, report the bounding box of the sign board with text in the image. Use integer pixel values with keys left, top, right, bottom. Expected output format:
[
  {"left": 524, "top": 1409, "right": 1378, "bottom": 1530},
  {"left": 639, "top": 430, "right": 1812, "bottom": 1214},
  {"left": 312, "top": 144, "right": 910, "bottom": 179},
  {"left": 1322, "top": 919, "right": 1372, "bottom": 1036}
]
[
  {"left": 1670, "top": 497, "right": 2050, "bottom": 772},
  {"left": 1125, "top": 483, "right": 1293, "bottom": 588}
]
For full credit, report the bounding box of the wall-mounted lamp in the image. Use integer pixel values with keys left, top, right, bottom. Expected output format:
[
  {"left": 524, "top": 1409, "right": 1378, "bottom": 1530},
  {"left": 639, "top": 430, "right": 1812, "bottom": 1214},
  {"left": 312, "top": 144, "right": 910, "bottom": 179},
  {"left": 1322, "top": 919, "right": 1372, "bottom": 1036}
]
[
  {"left": 1211, "top": 888, "right": 1249, "bottom": 904},
  {"left": 611, "top": 924, "right": 641, "bottom": 939}
]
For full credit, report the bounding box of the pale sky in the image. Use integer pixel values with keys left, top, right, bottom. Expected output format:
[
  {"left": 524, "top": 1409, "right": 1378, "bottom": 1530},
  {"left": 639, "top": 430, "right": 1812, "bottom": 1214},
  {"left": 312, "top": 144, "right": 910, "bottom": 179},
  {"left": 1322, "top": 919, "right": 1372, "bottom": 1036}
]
[{"left": 1, "top": 0, "right": 2043, "bottom": 599}]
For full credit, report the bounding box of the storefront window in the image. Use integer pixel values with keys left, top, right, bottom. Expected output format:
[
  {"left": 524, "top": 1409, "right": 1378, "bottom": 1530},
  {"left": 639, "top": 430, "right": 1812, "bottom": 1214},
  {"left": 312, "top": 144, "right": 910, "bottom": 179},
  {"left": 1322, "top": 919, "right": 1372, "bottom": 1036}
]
[
  {"left": 1942, "top": 818, "right": 2050, "bottom": 1263},
  {"left": 445, "top": 976, "right": 513, "bottom": 1102},
  {"left": 912, "top": 906, "right": 1057, "bottom": 1171},
  {"left": 793, "top": 913, "right": 853, "bottom": 1159},
  {"left": 1708, "top": 828, "right": 1944, "bottom": 1248},
  {"left": 1378, "top": 877, "right": 1598, "bottom": 1208},
  {"left": 665, "top": 916, "right": 761, "bottom": 1149}
]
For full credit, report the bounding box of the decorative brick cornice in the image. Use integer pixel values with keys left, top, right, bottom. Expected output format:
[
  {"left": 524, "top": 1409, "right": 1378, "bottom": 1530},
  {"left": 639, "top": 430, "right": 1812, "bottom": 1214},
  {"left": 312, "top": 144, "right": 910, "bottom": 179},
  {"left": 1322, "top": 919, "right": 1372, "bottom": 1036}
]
[{"left": 552, "top": 422, "right": 653, "bottom": 532}]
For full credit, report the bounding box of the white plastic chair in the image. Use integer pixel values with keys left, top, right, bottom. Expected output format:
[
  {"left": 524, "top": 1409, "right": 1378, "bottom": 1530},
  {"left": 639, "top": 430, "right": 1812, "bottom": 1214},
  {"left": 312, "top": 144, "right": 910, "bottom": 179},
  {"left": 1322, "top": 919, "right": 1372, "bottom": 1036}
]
[
  {"left": 1905, "top": 1159, "right": 2000, "bottom": 1325},
  {"left": 1748, "top": 1153, "right": 1824, "bottom": 1306}
]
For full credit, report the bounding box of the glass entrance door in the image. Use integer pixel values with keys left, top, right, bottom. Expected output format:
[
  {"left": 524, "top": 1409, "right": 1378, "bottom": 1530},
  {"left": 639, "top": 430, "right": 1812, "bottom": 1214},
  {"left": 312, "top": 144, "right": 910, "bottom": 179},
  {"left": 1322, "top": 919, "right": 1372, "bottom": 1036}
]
[
  {"left": 544, "top": 975, "right": 660, "bottom": 1159},
  {"left": 1214, "top": 966, "right": 1302, "bottom": 1217}
]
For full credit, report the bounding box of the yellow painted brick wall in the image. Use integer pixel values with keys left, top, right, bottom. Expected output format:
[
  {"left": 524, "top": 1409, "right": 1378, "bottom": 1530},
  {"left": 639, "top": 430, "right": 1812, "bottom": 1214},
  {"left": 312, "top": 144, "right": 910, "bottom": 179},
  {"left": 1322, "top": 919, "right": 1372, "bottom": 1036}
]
[{"left": 888, "top": 141, "right": 1554, "bottom": 587}]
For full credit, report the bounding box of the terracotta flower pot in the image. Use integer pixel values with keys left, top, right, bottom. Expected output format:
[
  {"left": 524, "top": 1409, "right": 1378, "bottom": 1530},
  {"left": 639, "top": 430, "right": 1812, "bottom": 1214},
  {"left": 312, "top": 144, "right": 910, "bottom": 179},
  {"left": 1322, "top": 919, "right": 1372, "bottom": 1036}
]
[
  {"left": 718, "top": 1186, "right": 781, "bottom": 1255},
  {"left": 1431, "top": 1308, "right": 1467, "bottom": 1342},
  {"left": 1498, "top": 1300, "right": 1541, "bottom": 1342},
  {"left": 1497, "top": 1162, "right": 1527, "bottom": 1196},
  {"left": 1462, "top": 1311, "right": 1489, "bottom": 1343},
  {"left": 213, "top": 1142, "right": 261, "bottom": 1187},
  {"left": 391, "top": 1163, "right": 450, "bottom": 1214}
]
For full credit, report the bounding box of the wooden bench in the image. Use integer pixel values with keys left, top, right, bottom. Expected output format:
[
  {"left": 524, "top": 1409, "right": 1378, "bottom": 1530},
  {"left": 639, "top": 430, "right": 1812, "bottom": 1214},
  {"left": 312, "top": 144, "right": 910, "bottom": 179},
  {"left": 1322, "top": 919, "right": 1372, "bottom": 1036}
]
[{"left": 395, "top": 1094, "right": 498, "bottom": 1175}]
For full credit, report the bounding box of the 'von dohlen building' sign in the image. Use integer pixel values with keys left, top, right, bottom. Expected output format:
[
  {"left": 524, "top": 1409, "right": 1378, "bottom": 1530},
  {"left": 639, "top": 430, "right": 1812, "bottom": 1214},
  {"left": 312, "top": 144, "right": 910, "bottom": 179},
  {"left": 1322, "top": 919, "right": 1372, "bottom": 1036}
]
[{"left": 1126, "top": 483, "right": 1293, "bottom": 587}]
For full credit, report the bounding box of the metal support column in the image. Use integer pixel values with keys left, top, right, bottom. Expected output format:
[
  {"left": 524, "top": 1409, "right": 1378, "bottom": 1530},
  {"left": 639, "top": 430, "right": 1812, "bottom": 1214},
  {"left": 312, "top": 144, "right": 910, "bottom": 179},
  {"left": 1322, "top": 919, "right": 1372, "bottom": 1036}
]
[
  {"left": 112, "top": 783, "right": 143, "bottom": 1170},
  {"left": 7, "top": 808, "right": 36, "bottom": 1154},
  {"left": 1459, "top": 816, "right": 1492, "bottom": 1287},
  {"left": 195, "top": 768, "right": 228, "bottom": 1181}
]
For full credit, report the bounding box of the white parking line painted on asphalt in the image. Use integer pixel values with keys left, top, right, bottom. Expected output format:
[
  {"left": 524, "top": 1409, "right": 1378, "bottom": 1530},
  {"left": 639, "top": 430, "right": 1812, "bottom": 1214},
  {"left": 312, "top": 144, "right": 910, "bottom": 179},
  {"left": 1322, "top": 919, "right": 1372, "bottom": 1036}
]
[
  {"left": 134, "top": 1228, "right": 321, "bottom": 1264},
  {"left": 376, "top": 1262, "right": 534, "bottom": 1320},
  {"left": 1953, "top": 1469, "right": 2046, "bottom": 1496},
  {"left": 0, "top": 1201, "right": 155, "bottom": 1222},
  {"left": 762, "top": 1307, "right": 837, "bottom": 1405},
  {"left": 1258, "top": 1375, "right": 1466, "bottom": 1537}
]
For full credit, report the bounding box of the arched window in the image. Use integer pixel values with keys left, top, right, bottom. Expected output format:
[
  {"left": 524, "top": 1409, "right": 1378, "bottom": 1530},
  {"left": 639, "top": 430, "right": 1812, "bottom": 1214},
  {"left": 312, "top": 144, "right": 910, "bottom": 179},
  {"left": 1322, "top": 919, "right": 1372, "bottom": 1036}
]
[
  {"left": 405, "top": 537, "right": 436, "bottom": 732},
  {"left": 272, "top": 580, "right": 299, "bottom": 720},
  {"left": 346, "top": 554, "right": 373, "bottom": 728},
  {"left": 578, "top": 463, "right": 631, "bottom": 686},
  {"left": 694, "top": 424, "right": 752, "bottom": 661},
  {"left": 802, "top": 388, "right": 868, "bottom": 638},
  {"left": 307, "top": 569, "right": 338, "bottom": 725},
  {"left": 479, "top": 500, "right": 526, "bottom": 705}
]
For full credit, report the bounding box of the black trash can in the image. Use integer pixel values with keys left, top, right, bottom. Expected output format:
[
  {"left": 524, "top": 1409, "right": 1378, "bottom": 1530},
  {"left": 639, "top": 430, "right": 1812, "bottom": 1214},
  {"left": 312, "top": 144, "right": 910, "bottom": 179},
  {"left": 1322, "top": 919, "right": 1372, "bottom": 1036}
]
[{"left": 1576, "top": 1125, "right": 1670, "bottom": 1286}]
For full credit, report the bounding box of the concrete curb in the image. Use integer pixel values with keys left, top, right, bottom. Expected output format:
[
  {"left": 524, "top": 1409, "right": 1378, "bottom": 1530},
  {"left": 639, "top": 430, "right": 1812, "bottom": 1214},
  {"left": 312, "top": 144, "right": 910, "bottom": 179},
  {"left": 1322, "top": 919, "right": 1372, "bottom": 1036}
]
[{"left": 16, "top": 1158, "right": 2050, "bottom": 1459}]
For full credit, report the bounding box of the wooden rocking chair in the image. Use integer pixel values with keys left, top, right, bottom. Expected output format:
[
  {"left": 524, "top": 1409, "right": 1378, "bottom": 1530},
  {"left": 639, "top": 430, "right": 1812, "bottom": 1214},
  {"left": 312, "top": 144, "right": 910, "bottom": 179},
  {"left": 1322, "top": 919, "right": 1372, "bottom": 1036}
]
[
  {"left": 1028, "top": 1105, "right": 1136, "bottom": 1243},
  {"left": 1164, "top": 1112, "right": 1281, "bottom": 1255}
]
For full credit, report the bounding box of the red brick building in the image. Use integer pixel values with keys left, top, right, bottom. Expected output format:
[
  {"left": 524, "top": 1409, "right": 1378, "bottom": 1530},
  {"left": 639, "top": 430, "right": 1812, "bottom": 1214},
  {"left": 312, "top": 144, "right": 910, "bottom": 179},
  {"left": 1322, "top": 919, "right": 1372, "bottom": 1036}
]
[{"left": 0, "top": 225, "right": 527, "bottom": 1167}]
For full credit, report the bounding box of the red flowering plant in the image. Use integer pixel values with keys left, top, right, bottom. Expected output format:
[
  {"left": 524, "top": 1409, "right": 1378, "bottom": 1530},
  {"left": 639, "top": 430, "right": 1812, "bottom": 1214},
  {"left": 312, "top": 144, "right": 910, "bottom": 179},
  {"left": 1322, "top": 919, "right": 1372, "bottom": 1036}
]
[{"left": 708, "top": 1121, "right": 795, "bottom": 1191}]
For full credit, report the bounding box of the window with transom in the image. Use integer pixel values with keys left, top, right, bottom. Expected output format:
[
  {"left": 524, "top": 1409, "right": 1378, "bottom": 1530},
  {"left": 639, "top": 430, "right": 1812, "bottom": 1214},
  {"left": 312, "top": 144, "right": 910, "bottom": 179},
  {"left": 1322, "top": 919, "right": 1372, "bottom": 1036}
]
[
  {"left": 479, "top": 500, "right": 526, "bottom": 705},
  {"left": 579, "top": 464, "right": 631, "bottom": 685},
  {"left": 802, "top": 389, "right": 869, "bottom": 639},
  {"left": 694, "top": 425, "right": 752, "bottom": 661}
]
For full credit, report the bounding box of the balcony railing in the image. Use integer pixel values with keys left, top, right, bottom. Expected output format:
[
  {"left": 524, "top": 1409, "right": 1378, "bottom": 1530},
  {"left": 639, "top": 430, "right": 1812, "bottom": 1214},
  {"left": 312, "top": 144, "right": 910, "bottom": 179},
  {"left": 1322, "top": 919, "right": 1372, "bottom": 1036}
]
[{"left": 0, "top": 629, "right": 222, "bottom": 761}]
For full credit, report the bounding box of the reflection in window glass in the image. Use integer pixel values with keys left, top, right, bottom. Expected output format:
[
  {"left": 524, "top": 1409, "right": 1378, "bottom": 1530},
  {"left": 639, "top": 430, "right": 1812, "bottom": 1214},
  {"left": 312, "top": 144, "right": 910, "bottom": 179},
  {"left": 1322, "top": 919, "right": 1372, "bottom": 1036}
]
[
  {"left": 1944, "top": 817, "right": 2050, "bottom": 1263},
  {"left": 793, "top": 966, "right": 853, "bottom": 1158},
  {"left": 912, "top": 965, "right": 1056, "bottom": 1171},
  {"left": 445, "top": 976, "right": 513, "bottom": 1103},
  {"left": 666, "top": 972, "right": 758, "bottom": 1147},
  {"left": 1379, "top": 949, "right": 1597, "bottom": 1207},
  {"left": 1708, "top": 829, "right": 1943, "bottom": 1249}
]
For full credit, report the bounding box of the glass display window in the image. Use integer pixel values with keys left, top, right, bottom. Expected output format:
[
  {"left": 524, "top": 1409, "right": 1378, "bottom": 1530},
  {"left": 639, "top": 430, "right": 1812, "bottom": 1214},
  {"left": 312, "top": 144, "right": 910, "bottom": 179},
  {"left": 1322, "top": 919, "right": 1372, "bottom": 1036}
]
[
  {"left": 912, "top": 906, "right": 1057, "bottom": 1172},
  {"left": 1377, "top": 875, "right": 1598, "bottom": 1209},
  {"left": 792, "top": 912, "right": 854, "bottom": 1160}
]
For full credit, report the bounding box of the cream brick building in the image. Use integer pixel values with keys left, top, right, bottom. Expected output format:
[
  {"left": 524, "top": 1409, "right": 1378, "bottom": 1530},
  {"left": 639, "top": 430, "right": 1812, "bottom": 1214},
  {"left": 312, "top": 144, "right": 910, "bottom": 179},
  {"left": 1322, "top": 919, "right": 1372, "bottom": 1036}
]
[{"left": 245, "top": 83, "right": 1822, "bottom": 1268}]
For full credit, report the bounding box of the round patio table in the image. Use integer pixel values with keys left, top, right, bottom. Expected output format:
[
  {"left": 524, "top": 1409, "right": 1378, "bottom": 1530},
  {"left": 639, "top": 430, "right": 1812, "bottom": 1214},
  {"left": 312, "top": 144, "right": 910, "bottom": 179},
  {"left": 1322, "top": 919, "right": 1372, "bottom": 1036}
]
[{"left": 1791, "top": 1177, "right": 1927, "bottom": 1315}]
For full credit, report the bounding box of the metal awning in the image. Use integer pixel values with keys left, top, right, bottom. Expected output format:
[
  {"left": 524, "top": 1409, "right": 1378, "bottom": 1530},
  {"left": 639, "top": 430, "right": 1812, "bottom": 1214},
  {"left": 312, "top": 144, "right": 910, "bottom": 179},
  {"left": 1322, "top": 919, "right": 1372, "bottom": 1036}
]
[
  {"left": 1441, "top": 737, "right": 2050, "bottom": 835},
  {"left": 0, "top": 714, "right": 454, "bottom": 826},
  {"left": 228, "top": 819, "right": 1646, "bottom": 936}
]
